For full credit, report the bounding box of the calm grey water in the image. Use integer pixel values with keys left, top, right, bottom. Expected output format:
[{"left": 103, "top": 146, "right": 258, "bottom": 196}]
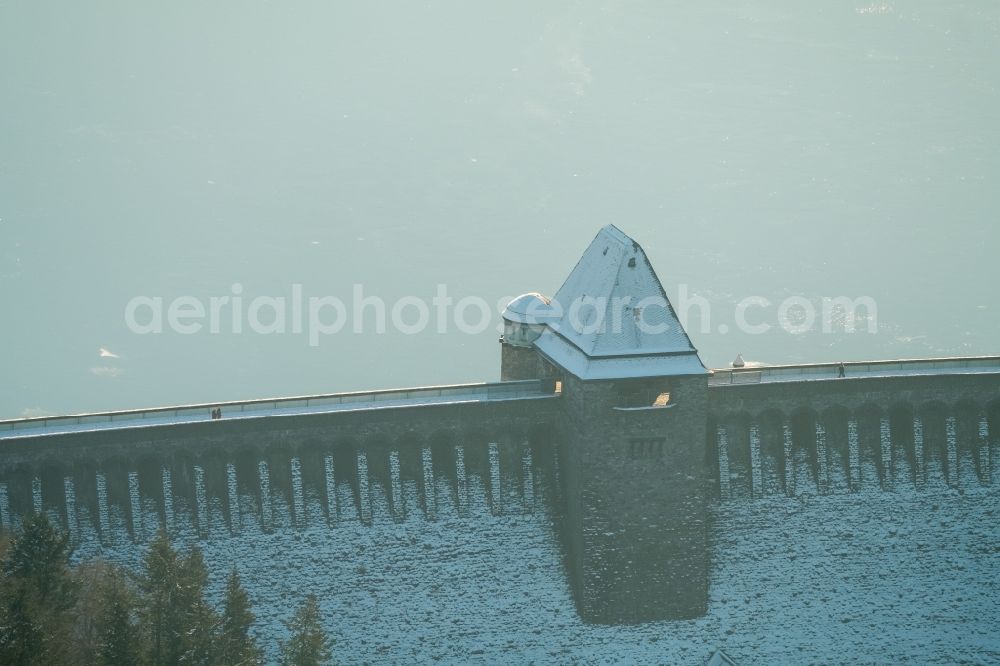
[{"left": 1, "top": 2, "right": 998, "bottom": 419}]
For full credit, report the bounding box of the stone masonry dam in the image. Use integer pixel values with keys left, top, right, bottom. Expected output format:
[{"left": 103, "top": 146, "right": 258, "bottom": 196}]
[{"left": 1, "top": 356, "right": 997, "bottom": 569}]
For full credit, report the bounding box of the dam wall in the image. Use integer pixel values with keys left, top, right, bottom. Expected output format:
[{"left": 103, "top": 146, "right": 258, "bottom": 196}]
[
  {"left": 708, "top": 362, "right": 1000, "bottom": 500},
  {"left": 3, "top": 363, "right": 1000, "bottom": 545},
  {"left": 0, "top": 381, "right": 562, "bottom": 544}
]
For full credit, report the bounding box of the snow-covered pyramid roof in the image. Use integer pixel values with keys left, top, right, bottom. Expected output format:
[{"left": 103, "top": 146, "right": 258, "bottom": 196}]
[{"left": 533, "top": 225, "right": 706, "bottom": 380}]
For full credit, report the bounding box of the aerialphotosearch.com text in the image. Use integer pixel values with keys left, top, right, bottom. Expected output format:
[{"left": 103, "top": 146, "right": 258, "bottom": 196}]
[{"left": 124, "top": 283, "right": 878, "bottom": 346}]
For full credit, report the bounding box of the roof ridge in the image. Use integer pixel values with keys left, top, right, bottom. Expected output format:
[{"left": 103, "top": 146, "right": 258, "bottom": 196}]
[{"left": 534, "top": 226, "right": 706, "bottom": 378}]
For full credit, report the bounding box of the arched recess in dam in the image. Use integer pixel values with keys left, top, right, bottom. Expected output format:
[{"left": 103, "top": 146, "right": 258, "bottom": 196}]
[
  {"left": 710, "top": 389, "right": 1000, "bottom": 500},
  {"left": 0, "top": 419, "right": 566, "bottom": 547}
]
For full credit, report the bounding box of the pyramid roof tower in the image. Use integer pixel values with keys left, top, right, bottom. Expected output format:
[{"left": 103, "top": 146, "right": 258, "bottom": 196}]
[{"left": 531, "top": 225, "right": 706, "bottom": 380}]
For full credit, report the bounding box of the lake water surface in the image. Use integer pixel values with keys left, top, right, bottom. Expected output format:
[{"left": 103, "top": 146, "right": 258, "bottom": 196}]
[{"left": 1, "top": 1, "right": 997, "bottom": 418}]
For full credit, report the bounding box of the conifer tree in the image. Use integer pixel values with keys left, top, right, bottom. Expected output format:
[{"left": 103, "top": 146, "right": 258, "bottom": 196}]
[
  {"left": 178, "top": 545, "right": 219, "bottom": 665},
  {"left": 140, "top": 530, "right": 181, "bottom": 666},
  {"left": 2, "top": 512, "right": 76, "bottom": 608},
  {"left": 70, "top": 561, "right": 128, "bottom": 666},
  {"left": 95, "top": 571, "right": 141, "bottom": 666},
  {"left": 218, "top": 568, "right": 262, "bottom": 666},
  {"left": 0, "top": 513, "right": 77, "bottom": 665},
  {"left": 140, "top": 532, "right": 220, "bottom": 666},
  {"left": 279, "top": 593, "right": 332, "bottom": 666},
  {"left": 0, "top": 584, "right": 44, "bottom": 664}
]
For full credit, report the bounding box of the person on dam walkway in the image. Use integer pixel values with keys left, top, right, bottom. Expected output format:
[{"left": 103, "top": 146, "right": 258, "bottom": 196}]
[{"left": 837, "top": 362, "right": 846, "bottom": 378}]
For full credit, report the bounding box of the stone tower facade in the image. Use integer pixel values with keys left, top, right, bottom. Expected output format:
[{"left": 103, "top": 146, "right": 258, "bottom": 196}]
[{"left": 500, "top": 225, "right": 710, "bottom": 623}]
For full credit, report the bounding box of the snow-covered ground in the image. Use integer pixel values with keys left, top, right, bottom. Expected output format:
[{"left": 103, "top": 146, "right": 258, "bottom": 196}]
[{"left": 75, "top": 474, "right": 1000, "bottom": 665}]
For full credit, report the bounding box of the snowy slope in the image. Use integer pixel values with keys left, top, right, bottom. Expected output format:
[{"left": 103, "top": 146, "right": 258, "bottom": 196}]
[{"left": 75, "top": 474, "right": 1000, "bottom": 664}]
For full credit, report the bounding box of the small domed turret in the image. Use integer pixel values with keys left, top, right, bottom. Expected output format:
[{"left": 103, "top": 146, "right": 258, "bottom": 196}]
[{"left": 502, "top": 293, "right": 555, "bottom": 348}]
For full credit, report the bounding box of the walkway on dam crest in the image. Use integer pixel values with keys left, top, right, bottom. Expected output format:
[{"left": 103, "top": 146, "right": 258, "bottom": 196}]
[
  {"left": 0, "top": 380, "right": 557, "bottom": 441},
  {"left": 3, "top": 356, "right": 998, "bottom": 441},
  {"left": 709, "top": 356, "right": 1000, "bottom": 386}
]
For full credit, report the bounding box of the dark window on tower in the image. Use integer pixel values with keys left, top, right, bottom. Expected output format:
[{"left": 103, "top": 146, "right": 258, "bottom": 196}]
[{"left": 628, "top": 437, "right": 666, "bottom": 460}]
